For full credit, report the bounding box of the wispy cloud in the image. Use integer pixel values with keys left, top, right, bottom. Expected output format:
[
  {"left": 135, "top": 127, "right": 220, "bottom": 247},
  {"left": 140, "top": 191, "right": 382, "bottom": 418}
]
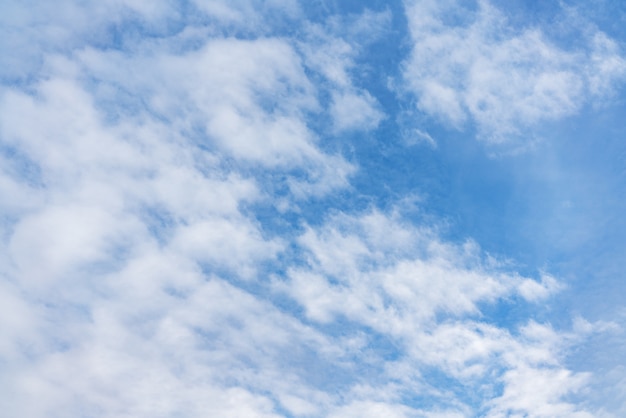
[{"left": 275, "top": 208, "right": 590, "bottom": 415}]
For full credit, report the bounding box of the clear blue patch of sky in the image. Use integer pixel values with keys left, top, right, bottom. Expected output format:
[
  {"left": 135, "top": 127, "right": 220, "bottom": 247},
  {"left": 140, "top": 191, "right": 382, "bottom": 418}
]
[{"left": 530, "top": 103, "right": 626, "bottom": 323}]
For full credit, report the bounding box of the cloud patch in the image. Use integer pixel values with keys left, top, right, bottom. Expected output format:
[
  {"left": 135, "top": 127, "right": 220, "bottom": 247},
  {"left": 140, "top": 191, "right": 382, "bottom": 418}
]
[{"left": 402, "top": 0, "right": 626, "bottom": 145}]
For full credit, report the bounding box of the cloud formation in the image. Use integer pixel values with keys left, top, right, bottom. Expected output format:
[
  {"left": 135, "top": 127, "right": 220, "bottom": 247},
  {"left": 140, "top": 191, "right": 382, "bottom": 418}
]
[
  {"left": 1, "top": 0, "right": 624, "bottom": 417},
  {"left": 402, "top": 0, "right": 626, "bottom": 145}
]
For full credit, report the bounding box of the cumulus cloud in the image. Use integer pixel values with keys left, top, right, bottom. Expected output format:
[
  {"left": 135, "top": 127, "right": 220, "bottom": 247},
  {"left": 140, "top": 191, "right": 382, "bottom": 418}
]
[{"left": 402, "top": 0, "right": 626, "bottom": 145}]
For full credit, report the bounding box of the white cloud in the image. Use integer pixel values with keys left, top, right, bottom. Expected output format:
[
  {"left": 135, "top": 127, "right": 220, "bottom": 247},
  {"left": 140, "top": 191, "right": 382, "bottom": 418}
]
[
  {"left": 0, "top": 0, "right": 176, "bottom": 81},
  {"left": 170, "top": 217, "right": 282, "bottom": 279},
  {"left": 517, "top": 273, "right": 563, "bottom": 301},
  {"left": 0, "top": 0, "right": 380, "bottom": 414},
  {"left": 402, "top": 0, "right": 626, "bottom": 144},
  {"left": 74, "top": 36, "right": 357, "bottom": 196},
  {"left": 405, "top": 128, "right": 437, "bottom": 147},
  {"left": 586, "top": 32, "right": 626, "bottom": 98},
  {"left": 282, "top": 210, "right": 521, "bottom": 329},
  {"left": 276, "top": 208, "right": 596, "bottom": 415},
  {"left": 487, "top": 366, "right": 593, "bottom": 418},
  {"left": 297, "top": 10, "right": 389, "bottom": 133},
  {"left": 330, "top": 90, "right": 385, "bottom": 132}
]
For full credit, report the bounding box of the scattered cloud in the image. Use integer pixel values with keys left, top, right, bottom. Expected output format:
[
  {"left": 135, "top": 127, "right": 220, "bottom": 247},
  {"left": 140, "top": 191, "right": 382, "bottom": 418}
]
[
  {"left": 276, "top": 208, "right": 593, "bottom": 415},
  {"left": 0, "top": 0, "right": 622, "bottom": 417},
  {"left": 402, "top": 0, "right": 626, "bottom": 145}
]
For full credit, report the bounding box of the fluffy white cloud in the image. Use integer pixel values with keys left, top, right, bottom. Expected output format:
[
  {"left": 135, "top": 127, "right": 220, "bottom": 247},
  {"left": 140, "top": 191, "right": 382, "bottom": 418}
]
[
  {"left": 274, "top": 208, "right": 595, "bottom": 416},
  {"left": 330, "top": 90, "right": 384, "bottom": 133},
  {"left": 0, "top": 0, "right": 386, "bottom": 415},
  {"left": 281, "top": 209, "right": 559, "bottom": 328},
  {"left": 0, "top": 0, "right": 177, "bottom": 82},
  {"left": 402, "top": 0, "right": 626, "bottom": 145}
]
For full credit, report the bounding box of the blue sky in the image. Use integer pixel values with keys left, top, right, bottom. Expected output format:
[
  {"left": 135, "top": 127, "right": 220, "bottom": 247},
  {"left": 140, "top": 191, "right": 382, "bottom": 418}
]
[{"left": 1, "top": 0, "right": 626, "bottom": 416}]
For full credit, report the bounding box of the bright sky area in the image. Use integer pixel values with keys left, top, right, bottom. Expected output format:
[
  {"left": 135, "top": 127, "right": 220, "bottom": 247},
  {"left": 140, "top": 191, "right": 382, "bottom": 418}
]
[{"left": 1, "top": 0, "right": 626, "bottom": 416}]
